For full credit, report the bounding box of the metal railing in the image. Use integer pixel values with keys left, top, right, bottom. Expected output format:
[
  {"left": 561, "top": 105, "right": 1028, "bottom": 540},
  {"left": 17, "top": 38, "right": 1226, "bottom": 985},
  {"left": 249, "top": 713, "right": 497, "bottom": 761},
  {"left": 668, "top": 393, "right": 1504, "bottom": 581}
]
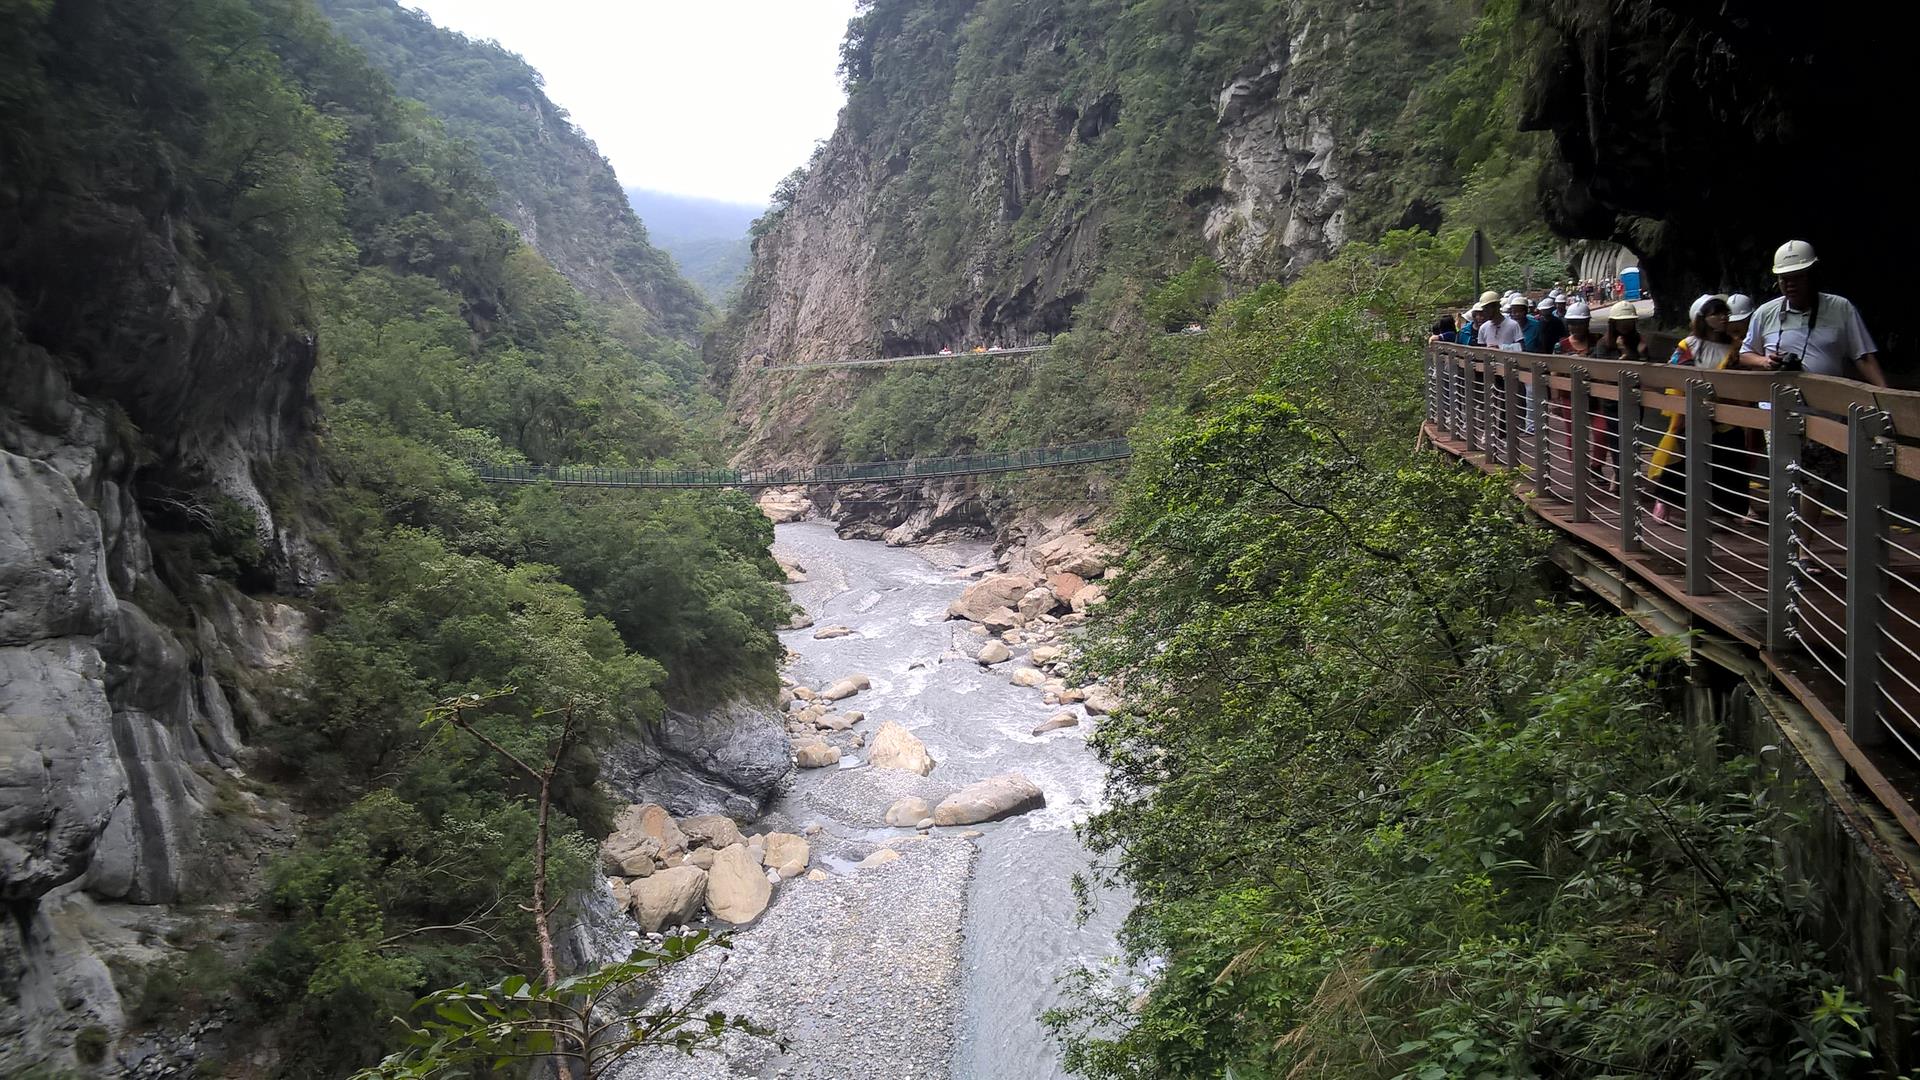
[
  {"left": 1424, "top": 342, "right": 1920, "bottom": 835},
  {"left": 471, "top": 438, "right": 1133, "bottom": 489}
]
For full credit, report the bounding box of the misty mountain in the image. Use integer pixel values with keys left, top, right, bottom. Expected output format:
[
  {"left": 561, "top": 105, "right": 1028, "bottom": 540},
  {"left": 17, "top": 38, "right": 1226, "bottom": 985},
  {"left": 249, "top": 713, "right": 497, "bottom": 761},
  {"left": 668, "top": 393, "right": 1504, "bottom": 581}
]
[{"left": 626, "top": 189, "right": 763, "bottom": 303}]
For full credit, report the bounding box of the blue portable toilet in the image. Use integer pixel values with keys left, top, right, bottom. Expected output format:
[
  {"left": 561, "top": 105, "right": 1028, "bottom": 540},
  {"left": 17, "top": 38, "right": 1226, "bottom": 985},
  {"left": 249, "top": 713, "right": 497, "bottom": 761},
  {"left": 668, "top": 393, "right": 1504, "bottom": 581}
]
[{"left": 1619, "top": 266, "right": 1643, "bottom": 300}]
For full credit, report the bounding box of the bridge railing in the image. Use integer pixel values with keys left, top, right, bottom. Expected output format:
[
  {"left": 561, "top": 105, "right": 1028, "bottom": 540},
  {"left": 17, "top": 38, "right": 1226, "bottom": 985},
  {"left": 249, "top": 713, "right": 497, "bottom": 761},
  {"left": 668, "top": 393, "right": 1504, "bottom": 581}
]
[
  {"left": 471, "top": 438, "right": 1133, "bottom": 489},
  {"left": 1424, "top": 342, "right": 1920, "bottom": 838}
]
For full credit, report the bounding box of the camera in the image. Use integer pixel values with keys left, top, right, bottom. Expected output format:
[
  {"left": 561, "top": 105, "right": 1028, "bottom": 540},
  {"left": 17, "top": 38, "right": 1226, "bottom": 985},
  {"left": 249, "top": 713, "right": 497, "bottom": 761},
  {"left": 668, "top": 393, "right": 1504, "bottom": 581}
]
[{"left": 1773, "top": 352, "right": 1803, "bottom": 372}]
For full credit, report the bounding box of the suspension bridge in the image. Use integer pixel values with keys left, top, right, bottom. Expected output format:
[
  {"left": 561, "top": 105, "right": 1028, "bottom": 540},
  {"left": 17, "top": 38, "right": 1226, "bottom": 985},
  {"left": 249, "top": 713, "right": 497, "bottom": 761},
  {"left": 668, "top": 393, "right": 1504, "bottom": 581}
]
[{"left": 472, "top": 438, "right": 1132, "bottom": 489}]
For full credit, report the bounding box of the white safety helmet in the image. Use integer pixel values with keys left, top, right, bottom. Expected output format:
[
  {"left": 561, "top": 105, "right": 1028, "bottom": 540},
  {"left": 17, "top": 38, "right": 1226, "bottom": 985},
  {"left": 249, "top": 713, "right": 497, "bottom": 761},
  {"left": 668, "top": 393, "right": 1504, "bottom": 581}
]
[
  {"left": 1608, "top": 300, "right": 1639, "bottom": 322},
  {"left": 1727, "top": 293, "right": 1755, "bottom": 321},
  {"left": 1478, "top": 289, "right": 1502, "bottom": 310},
  {"left": 1565, "top": 301, "right": 1591, "bottom": 320},
  {"left": 1771, "top": 239, "right": 1818, "bottom": 275},
  {"left": 1507, "top": 293, "right": 1529, "bottom": 310},
  {"left": 1536, "top": 297, "right": 1556, "bottom": 312},
  {"left": 1687, "top": 293, "right": 1729, "bottom": 321}
]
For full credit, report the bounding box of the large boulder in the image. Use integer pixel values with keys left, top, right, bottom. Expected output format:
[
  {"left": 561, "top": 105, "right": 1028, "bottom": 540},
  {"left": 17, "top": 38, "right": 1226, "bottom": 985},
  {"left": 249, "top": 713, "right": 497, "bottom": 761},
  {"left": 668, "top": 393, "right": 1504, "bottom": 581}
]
[
  {"left": 1031, "top": 713, "right": 1079, "bottom": 735},
  {"left": 794, "top": 740, "right": 841, "bottom": 768},
  {"left": 762, "top": 832, "right": 811, "bottom": 879},
  {"left": 820, "top": 674, "right": 871, "bottom": 701},
  {"left": 614, "top": 803, "right": 687, "bottom": 857},
  {"left": 759, "top": 489, "right": 812, "bottom": 524},
  {"left": 976, "top": 640, "right": 1011, "bottom": 666},
  {"left": 884, "top": 797, "right": 933, "bottom": 827},
  {"left": 1083, "top": 685, "right": 1122, "bottom": 716},
  {"left": 1017, "top": 587, "right": 1060, "bottom": 622},
  {"left": 601, "top": 832, "right": 661, "bottom": 877},
  {"left": 1046, "top": 572, "right": 1088, "bottom": 604},
  {"left": 867, "top": 720, "right": 935, "bottom": 776},
  {"left": 947, "top": 574, "right": 1034, "bottom": 623},
  {"left": 679, "top": 814, "right": 745, "bottom": 850},
  {"left": 813, "top": 625, "right": 854, "bottom": 639},
  {"left": 705, "top": 843, "right": 772, "bottom": 924},
  {"left": 933, "top": 773, "right": 1046, "bottom": 826},
  {"left": 1035, "top": 530, "right": 1113, "bottom": 578},
  {"left": 1009, "top": 667, "right": 1046, "bottom": 688},
  {"left": 628, "top": 865, "right": 708, "bottom": 932}
]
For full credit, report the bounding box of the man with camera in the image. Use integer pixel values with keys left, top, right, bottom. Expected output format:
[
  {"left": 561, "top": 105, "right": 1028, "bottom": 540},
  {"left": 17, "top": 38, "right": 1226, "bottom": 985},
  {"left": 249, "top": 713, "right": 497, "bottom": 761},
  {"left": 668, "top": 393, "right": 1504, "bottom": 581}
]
[{"left": 1740, "top": 240, "right": 1887, "bottom": 387}]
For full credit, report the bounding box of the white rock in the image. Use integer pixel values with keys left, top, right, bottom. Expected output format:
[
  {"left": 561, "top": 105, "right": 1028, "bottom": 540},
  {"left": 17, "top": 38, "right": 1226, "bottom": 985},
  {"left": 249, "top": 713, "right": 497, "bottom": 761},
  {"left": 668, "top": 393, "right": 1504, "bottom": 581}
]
[
  {"left": 762, "top": 832, "right": 811, "bottom": 879},
  {"left": 1009, "top": 666, "right": 1046, "bottom": 688},
  {"left": 813, "top": 625, "right": 855, "bottom": 639},
  {"left": 933, "top": 773, "right": 1046, "bottom": 826},
  {"left": 857, "top": 849, "right": 901, "bottom": 868},
  {"left": 1083, "top": 685, "right": 1122, "bottom": 716},
  {"left": 867, "top": 720, "right": 935, "bottom": 775},
  {"left": 705, "top": 844, "right": 772, "bottom": 924},
  {"left": 628, "top": 866, "right": 707, "bottom": 932},
  {"left": 794, "top": 740, "right": 841, "bottom": 768},
  {"left": 1031, "top": 713, "right": 1079, "bottom": 735},
  {"left": 820, "top": 674, "right": 871, "bottom": 701},
  {"left": 884, "top": 797, "right": 932, "bottom": 827},
  {"left": 976, "top": 640, "right": 1011, "bottom": 665}
]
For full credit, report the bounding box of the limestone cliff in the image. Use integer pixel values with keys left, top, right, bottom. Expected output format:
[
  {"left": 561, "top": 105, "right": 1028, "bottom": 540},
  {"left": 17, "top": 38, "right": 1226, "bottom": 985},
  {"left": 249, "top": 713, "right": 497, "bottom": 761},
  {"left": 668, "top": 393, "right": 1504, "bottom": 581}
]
[
  {"left": 718, "top": 0, "right": 1467, "bottom": 472},
  {"left": 0, "top": 226, "right": 318, "bottom": 1073}
]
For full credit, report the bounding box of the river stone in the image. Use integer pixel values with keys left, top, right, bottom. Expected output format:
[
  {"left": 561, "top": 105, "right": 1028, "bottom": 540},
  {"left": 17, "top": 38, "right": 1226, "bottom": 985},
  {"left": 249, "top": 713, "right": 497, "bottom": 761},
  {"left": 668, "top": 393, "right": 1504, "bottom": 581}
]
[
  {"left": 815, "top": 712, "right": 857, "bottom": 731},
  {"left": 1071, "top": 584, "right": 1107, "bottom": 613},
  {"left": 884, "top": 797, "right": 932, "bottom": 827},
  {"left": 1030, "top": 645, "right": 1065, "bottom": 664},
  {"left": 787, "top": 610, "right": 814, "bottom": 630},
  {"left": 601, "top": 831, "right": 662, "bottom": 876},
  {"left": 1083, "top": 685, "right": 1122, "bottom": 716},
  {"left": 705, "top": 843, "right": 772, "bottom": 925},
  {"left": 867, "top": 721, "right": 935, "bottom": 775},
  {"left": 680, "top": 814, "right": 745, "bottom": 850},
  {"left": 1009, "top": 666, "right": 1046, "bottom": 688},
  {"left": 762, "top": 832, "right": 810, "bottom": 878},
  {"left": 1032, "top": 713, "right": 1079, "bottom": 735},
  {"left": 980, "top": 607, "right": 1020, "bottom": 633},
  {"left": 976, "top": 640, "right": 1011, "bottom": 665},
  {"left": 1017, "top": 586, "right": 1058, "bottom": 622},
  {"left": 608, "top": 877, "right": 631, "bottom": 910},
  {"left": 947, "top": 573, "right": 1035, "bottom": 623},
  {"left": 618, "top": 804, "right": 688, "bottom": 857},
  {"left": 857, "top": 848, "right": 901, "bottom": 868},
  {"left": 686, "top": 847, "right": 718, "bottom": 870},
  {"left": 1047, "top": 572, "right": 1088, "bottom": 604},
  {"left": 792, "top": 686, "right": 817, "bottom": 700},
  {"left": 628, "top": 866, "right": 707, "bottom": 932},
  {"left": 820, "top": 676, "right": 869, "bottom": 701},
  {"left": 777, "top": 686, "right": 795, "bottom": 710},
  {"left": 794, "top": 740, "right": 841, "bottom": 768},
  {"left": 807, "top": 868, "right": 829, "bottom": 882},
  {"left": 813, "top": 625, "right": 854, "bottom": 639},
  {"left": 933, "top": 773, "right": 1046, "bottom": 826}
]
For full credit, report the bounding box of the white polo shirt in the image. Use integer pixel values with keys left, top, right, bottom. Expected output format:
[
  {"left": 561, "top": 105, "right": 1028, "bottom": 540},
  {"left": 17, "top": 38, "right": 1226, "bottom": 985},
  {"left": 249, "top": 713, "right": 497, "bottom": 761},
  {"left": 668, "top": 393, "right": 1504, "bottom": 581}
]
[
  {"left": 1478, "top": 315, "right": 1524, "bottom": 350},
  {"left": 1741, "top": 293, "right": 1877, "bottom": 378}
]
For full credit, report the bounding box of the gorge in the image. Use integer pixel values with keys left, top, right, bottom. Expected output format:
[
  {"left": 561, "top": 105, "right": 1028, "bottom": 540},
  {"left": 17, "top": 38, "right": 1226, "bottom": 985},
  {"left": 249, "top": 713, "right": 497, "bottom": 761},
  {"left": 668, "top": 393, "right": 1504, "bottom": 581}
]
[{"left": 5, "top": 0, "right": 1919, "bottom": 1077}]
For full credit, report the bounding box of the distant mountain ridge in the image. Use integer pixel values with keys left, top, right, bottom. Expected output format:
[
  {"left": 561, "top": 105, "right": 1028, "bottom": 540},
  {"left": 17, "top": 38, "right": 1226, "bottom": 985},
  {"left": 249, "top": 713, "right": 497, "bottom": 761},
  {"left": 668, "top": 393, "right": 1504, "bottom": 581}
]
[
  {"left": 625, "top": 189, "right": 762, "bottom": 304},
  {"left": 316, "top": 0, "right": 710, "bottom": 341}
]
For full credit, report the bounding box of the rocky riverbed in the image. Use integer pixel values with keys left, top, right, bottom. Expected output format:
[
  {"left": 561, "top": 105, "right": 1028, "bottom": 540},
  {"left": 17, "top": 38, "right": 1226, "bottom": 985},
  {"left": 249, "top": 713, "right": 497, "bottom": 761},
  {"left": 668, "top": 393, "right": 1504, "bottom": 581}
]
[{"left": 600, "top": 520, "right": 1129, "bottom": 1079}]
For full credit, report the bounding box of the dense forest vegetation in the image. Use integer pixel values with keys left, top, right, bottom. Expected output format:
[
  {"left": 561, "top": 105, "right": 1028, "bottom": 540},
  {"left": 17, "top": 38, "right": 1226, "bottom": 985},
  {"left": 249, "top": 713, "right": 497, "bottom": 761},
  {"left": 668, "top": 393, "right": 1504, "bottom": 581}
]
[
  {"left": 1036, "top": 233, "right": 1907, "bottom": 1076},
  {"left": 2, "top": 0, "right": 784, "bottom": 1074},
  {"left": 314, "top": 0, "right": 712, "bottom": 348}
]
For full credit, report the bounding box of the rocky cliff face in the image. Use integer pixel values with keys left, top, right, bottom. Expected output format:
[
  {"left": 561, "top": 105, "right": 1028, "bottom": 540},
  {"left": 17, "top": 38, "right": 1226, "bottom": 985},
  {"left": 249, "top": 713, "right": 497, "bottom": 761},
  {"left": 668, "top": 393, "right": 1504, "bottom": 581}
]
[
  {"left": 1, "top": 264, "right": 317, "bottom": 1070},
  {"left": 719, "top": 0, "right": 1462, "bottom": 476}
]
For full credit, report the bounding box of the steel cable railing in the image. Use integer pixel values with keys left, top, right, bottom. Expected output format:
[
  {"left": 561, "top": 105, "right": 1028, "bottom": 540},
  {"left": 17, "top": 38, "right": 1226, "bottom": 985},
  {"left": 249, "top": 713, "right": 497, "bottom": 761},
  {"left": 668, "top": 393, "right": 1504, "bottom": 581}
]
[{"left": 1425, "top": 345, "right": 1920, "bottom": 781}]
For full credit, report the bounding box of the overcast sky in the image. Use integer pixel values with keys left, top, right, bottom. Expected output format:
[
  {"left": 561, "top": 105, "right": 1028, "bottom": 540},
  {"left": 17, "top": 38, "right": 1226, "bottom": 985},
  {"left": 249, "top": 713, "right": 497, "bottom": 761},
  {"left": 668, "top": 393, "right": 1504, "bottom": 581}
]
[{"left": 404, "top": 0, "right": 860, "bottom": 206}]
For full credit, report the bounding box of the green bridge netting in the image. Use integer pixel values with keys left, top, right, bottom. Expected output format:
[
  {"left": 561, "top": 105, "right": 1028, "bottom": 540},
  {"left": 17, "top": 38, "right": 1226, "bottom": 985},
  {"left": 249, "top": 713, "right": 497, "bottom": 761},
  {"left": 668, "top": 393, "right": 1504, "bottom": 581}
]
[{"left": 472, "top": 438, "right": 1133, "bottom": 489}]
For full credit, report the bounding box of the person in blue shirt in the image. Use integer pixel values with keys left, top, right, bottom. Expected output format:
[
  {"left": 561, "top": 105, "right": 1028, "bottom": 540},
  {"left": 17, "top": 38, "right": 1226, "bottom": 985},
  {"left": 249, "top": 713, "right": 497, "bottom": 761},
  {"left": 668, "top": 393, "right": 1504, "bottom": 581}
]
[
  {"left": 1457, "top": 308, "right": 1484, "bottom": 345},
  {"left": 1524, "top": 296, "right": 1564, "bottom": 354}
]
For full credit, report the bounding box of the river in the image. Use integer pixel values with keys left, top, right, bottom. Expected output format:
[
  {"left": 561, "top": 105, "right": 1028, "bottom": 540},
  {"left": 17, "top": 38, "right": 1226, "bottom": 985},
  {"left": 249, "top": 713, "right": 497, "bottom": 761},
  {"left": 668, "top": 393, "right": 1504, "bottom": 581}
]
[{"left": 609, "top": 520, "right": 1128, "bottom": 1079}]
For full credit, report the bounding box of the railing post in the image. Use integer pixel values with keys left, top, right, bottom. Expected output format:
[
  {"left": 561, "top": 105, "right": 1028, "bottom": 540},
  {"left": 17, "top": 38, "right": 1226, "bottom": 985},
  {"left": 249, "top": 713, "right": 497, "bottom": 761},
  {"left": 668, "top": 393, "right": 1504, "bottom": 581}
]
[
  {"left": 1767, "top": 385, "right": 1806, "bottom": 652},
  {"left": 1425, "top": 347, "right": 1438, "bottom": 424},
  {"left": 1846, "top": 404, "right": 1894, "bottom": 748},
  {"left": 1462, "top": 355, "right": 1480, "bottom": 452},
  {"left": 1501, "top": 359, "right": 1521, "bottom": 468},
  {"left": 1531, "top": 362, "right": 1551, "bottom": 496},
  {"left": 1617, "top": 370, "right": 1641, "bottom": 552},
  {"left": 1684, "top": 379, "right": 1713, "bottom": 594},
  {"left": 1452, "top": 353, "right": 1468, "bottom": 438},
  {"left": 1569, "top": 367, "right": 1591, "bottom": 523}
]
